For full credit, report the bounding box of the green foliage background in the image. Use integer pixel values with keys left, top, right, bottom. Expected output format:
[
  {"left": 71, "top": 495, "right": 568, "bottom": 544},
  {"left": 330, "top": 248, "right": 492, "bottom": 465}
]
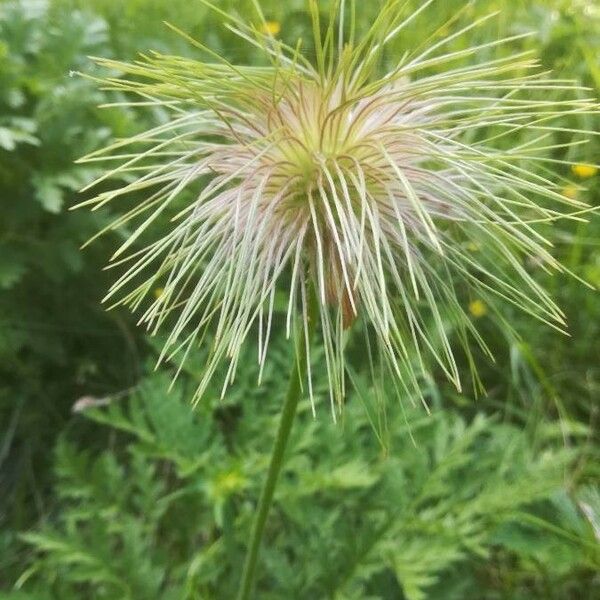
[{"left": 0, "top": 0, "right": 598, "bottom": 598}]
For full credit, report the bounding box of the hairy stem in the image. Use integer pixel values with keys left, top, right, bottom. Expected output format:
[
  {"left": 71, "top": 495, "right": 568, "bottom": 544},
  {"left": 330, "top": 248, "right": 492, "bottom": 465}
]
[{"left": 237, "top": 307, "right": 315, "bottom": 599}]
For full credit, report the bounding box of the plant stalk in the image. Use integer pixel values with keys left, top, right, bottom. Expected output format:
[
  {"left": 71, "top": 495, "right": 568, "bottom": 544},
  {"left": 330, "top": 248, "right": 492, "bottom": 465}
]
[{"left": 236, "top": 320, "right": 313, "bottom": 599}]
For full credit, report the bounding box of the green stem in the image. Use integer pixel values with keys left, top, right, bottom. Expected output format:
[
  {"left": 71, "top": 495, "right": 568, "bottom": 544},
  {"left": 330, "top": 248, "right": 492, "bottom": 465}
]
[{"left": 236, "top": 321, "right": 312, "bottom": 599}]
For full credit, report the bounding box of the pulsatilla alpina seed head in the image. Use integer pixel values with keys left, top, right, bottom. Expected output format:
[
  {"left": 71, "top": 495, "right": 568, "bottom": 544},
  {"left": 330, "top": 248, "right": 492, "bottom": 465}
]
[{"left": 76, "top": 0, "right": 598, "bottom": 415}]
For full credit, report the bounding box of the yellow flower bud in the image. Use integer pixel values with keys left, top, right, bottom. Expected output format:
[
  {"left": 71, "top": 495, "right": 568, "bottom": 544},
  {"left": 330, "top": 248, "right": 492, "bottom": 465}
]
[
  {"left": 261, "top": 20, "right": 281, "bottom": 37},
  {"left": 572, "top": 164, "right": 597, "bottom": 179},
  {"left": 469, "top": 299, "right": 487, "bottom": 318},
  {"left": 562, "top": 185, "right": 578, "bottom": 200}
]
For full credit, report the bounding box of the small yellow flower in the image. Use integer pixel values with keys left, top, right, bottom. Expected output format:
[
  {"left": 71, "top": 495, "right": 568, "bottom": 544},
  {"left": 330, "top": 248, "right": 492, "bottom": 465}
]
[
  {"left": 214, "top": 470, "right": 246, "bottom": 496},
  {"left": 466, "top": 241, "right": 480, "bottom": 252},
  {"left": 562, "top": 185, "right": 578, "bottom": 200},
  {"left": 572, "top": 164, "right": 598, "bottom": 179},
  {"left": 154, "top": 287, "right": 164, "bottom": 298},
  {"left": 469, "top": 299, "right": 487, "bottom": 318},
  {"left": 260, "top": 20, "right": 281, "bottom": 37}
]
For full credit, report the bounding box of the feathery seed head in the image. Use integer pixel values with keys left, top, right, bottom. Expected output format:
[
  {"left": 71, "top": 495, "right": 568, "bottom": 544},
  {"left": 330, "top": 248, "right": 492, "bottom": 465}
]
[{"left": 76, "top": 0, "right": 598, "bottom": 415}]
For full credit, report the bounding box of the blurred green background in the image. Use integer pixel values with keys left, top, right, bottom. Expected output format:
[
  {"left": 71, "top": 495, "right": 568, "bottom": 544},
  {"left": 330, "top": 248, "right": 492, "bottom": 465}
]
[{"left": 0, "top": 0, "right": 598, "bottom": 598}]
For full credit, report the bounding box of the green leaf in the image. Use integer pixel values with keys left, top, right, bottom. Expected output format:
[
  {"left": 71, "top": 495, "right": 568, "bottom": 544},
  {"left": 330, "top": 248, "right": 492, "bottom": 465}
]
[
  {"left": 0, "top": 257, "right": 26, "bottom": 289},
  {"left": 0, "top": 127, "right": 16, "bottom": 151},
  {"left": 33, "top": 176, "right": 63, "bottom": 213}
]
